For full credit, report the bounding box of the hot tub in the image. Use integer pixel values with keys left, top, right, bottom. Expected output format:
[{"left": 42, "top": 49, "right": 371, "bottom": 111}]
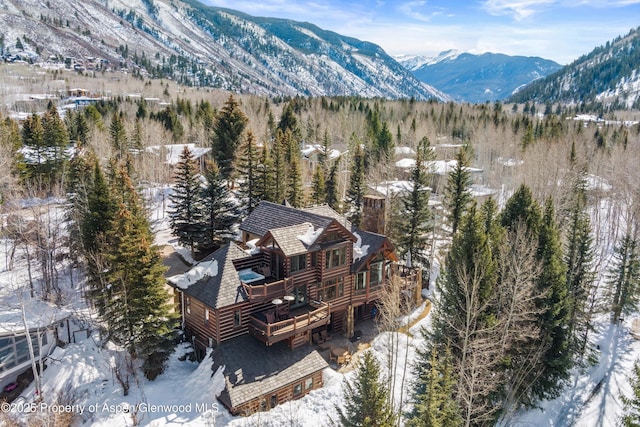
[{"left": 238, "top": 268, "right": 265, "bottom": 284}]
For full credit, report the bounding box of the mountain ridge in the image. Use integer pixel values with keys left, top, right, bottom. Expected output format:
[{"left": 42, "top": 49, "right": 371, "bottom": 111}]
[
  {"left": 507, "top": 27, "right": 640, "bottom": 110},
  {"left": 0, "top": 0, "right": 445, "bottom": 101},
  {"left": 398, "top": 51, "right": 562, "bottom": 103}
]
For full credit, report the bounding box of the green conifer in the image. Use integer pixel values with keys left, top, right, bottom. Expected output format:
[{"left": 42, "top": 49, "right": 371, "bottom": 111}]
[
  {"left": 444, "top": 146, "right": 473, "bottom": 235},
  {"left": 211, "top": 95, "right": 248, "bottom": 180},
  {"left": 201, "top": 160, "right": 237, "bottom": 251},
  {"left": 168, "top": 147, "right": 206, "bottom": 255},
  {"left": 337, "top": 351, "right": 396, "bottom": 427}
]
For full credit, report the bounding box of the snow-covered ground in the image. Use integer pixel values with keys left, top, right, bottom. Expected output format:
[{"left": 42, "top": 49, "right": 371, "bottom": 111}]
[{"left": 2, "top": 189, "right": 639, "bottom": 427}]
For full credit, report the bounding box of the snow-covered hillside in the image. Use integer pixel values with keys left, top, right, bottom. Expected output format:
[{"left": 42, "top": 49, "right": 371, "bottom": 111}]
[{"left": 0, "top": 0, "right": 444, "bottom": 100}]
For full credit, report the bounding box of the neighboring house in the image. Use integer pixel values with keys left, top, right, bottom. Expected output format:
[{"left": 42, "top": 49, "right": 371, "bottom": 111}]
[
  {"left": 300, "top": 144, "right": 342, "bottom": 172},
  {"left": 0, "top": 300, "right": 70, "bottom": 394},
  {"left": 395, "top": 158, "right": 484, "bottom": 193},
  {"left": 144, "top": 143, "right": 212, "bottom": 172},
  {"left": 167, "top": 199, "right": 411, "bottom": 415}
]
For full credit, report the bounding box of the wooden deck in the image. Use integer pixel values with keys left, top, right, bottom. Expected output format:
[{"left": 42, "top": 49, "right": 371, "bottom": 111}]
[{"left": 248, "top": 302, "right": 331, "bottom": 345}]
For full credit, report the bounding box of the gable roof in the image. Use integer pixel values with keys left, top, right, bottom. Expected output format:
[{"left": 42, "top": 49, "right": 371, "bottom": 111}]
[
  {"left": 259, "top": 223, "right": 320, "bottom": 257},
  {"left": 215, "top": 335, "right": 328, "bottom": 411},
  {"left": 352, "top": 230, "right": 392, "bottom": 273},
  {"left": 168, "top": 243, "right": 249, "bottom": 309},
  {"left": 240, "top": 201, "right": 337, "bottom": 238}
]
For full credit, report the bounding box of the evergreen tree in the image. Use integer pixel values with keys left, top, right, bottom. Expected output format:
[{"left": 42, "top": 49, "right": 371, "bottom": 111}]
[
  {"left": 168, "top": 147, "right": 206, "bottom": 255},
  {"left": 110, "top": 110, "right": 127, "bottom": 158},
  {"left": 373, "top": 121, "right": 394, "bottom": 162},
  {"left": 320, "top": 129, "right": 332, "bottom": 172},
  {"left": 607, "top": 232, "right": 640, "bottom": 323},
  {"left": 311, "top": 165, "right": 326, "bottom": 205},
  {"left": 237, "top": 131, "right": 260, "bottom": 213},
  {"left": 399, "top": 136, "right": 434, "bottom": 268},
  {"left": 272, "top": 129, "right": 287, "bottom": 203},
  {"left": 255, "top": 143, "right": 274, "bottom": 203},
  {"left": 337, "top": 351, "right": 396, "bottom": 427},
  {"left": 430, "top": 204, "right": 500, "bottom": 425},
  {"left": 286, "top": 152, "right": 303, "bottom": 207},
  {"left": 20, "top": 113, "right": 45, "bottom": 181},
  {"left": 211, "top": 95, "right": 248, "bottom": 180},
  {"left": 277, "top": 103, "right": 301, "bottom": 142},
  {"left": 620, "top": 360, "right": 640, "bottom": 427},
  {"left": 444, "top": 146, "right": 472, "bottom": 235},
  {"left": 534, "top": 198, "right": 571, "bottom": 399},
  {"left": 82, "top": 159, "right": 117, "bottom": 255},
  {"left": 41, "top": 105, "right": 70, "bottom": 181},
  {"left": 102, "top": 167, "right": 178, "bottom": 380},
  {"left": 346, "top": 139, "right": 365, "bottom": 227},
  {"left": 564, "top": 176, "right": 596, "bottom": 356},
  {"left": 408, "top": 344, "right": 462, "bottom": 427},
  {"left": 201, "top": 160, "right": 237, "bottom": 251},
  {"left": 500, "top": 184, "right": 542, "bottom": 236},
  {"left": 325, "top": 160, "right": 340, "bottom": 211},
  {"left": 132, "top": 118, "right": 144, "bottom": 150}
]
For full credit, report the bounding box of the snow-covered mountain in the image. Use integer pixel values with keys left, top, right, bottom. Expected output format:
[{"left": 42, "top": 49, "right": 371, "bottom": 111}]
[
  {"left": 508, "top": 27, "right": 640, "bottom": 110},
  {"left": 397, "top": 50, "right": 561, "bottom": 103},
  {"left": 0, "top": 0, "right": 444, "bottom": 100}
]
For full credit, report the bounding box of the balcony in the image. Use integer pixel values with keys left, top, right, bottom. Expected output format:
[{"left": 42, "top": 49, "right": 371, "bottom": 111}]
[
  {"left": 240, "top": 271, "right": 294, "bottom": 303},
  {"left": 248, "top": 301, "right": 331, "bottom": 346}
]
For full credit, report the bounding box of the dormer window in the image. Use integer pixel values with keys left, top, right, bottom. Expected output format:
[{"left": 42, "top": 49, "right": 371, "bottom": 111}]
[{"left": 324, "top": 231, "right": 341, "bottom": 242}]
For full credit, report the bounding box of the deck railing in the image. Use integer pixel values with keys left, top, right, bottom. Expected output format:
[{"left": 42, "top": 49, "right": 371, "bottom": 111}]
[
  {"left": 249, "top": 301, "right": 331, "bottom": 344},
  {"left": 242, "top": 277, "right": 294, "bottom": 302}
]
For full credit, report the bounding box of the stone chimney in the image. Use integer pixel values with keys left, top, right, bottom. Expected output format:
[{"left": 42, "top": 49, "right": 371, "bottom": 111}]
[{"left": 361, "top": 195, "right": 385, "bottom": 234}]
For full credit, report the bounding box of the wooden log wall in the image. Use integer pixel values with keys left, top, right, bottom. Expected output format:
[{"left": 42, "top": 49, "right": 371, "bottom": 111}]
[{"left": 230, "top": 370, "right": 324, "bottom": 416}]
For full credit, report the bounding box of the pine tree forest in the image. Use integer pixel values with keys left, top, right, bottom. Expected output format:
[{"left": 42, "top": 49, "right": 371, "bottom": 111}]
[{"left": 0, "top": 68, "right": 639, "bottom": 425}]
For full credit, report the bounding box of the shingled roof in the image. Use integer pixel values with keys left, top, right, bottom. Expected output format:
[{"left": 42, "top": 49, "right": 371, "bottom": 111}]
[
  {"left": 351, "top": 230, "right": 390, "bottom": 273},
  {"left": 263, "top": 223, "right": 320, "bottom": 257},
  {"left": 240, "top": 201, "right": 336, "bottom": 238},
  {"left": 215, "top": 335, "right": 328, "bottom": 411},
  {"left": 168, "top": 243, "right": 250, "bottom": 309}
]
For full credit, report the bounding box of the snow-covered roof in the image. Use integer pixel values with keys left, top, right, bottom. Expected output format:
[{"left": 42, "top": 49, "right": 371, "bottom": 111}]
[
  {"left": 395, "top": 146, "right": 416, "bottom": 156},
  {"left": 168, "top": 258, "right": 219, "bottom": 290},
  {"left": 395, "top": 159, "right": 483, "bottom": 174},
  {"left": 145, "top": 144, "right": 212, "bottom": 165},
  {"left": 0, "top": 296, "right": 70, "bottom": 334},
  {"left": 300, "top": 144, "right": 342, "bottom": 160},
  {"left": 352, "top": 232, "right": 370, "bottom": 261},
  {"left": 370, "top": 180, "right": 431, "bottom": 196}
]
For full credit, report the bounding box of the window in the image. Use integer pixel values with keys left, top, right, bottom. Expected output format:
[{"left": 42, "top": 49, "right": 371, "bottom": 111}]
[
  {"left": 324, "top": 246, "right": 347, "bottom": 269},
  {"left": 310, "top": 252, "right": 317, "bottom": 267},
  {"left": 293, "top": 383, "right": 302, "bottom": 396},
  {"left": 305, "top": 377, "right": 313, "bottom": 390},
  {"left": 290, "top": 254, "right": 307, "bottom": 273},
  {"left": 369, "top": 262, "right": 383, "bottom": 286},
  {"left": 259, "top": 399, "right": 267, "bottom": 411},
  {"left": 325, "top": 231, "right": 341, "bottom": 242},
  {"left": 186, "top": 297, "right": 191, "bottom": 314},
  {"left": 205, "top": 309, "right": 210, "bottom": 325},
  {"left": 0, "top": 332, "right": 43, "bottom": 373},
  {"left": 270, "top": 394, "right": 278, "bottom": 408},
  {"left": 233, "top": 310, "right": 242, "bottom": 328},
  {"left": 320, "top": 277, "right": 344, "bottom": 301},
  {"left": 355, "top": 271, "right": 367, "bottom": 294}
]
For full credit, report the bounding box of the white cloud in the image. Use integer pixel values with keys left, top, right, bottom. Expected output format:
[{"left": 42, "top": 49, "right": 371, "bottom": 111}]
[
  {"left": 482, "top": 0, "right": 557, "bottom": 20},
  {"left": 398, "top": 1, "right": 447, "bottom": 22}
]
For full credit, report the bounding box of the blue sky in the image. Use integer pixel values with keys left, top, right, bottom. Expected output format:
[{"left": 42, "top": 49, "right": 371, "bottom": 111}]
[{"left": 202, "top": 0, "right": 639, "bottom": 64}]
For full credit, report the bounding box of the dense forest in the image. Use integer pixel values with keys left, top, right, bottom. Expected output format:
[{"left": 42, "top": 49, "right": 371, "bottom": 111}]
[{"left": 0, "top": 66, "right": 639, "bottom": 425}]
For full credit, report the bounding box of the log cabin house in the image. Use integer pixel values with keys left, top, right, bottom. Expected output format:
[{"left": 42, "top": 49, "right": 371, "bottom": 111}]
[{"left": 167, "top": 199, "right": 417, "bottom": 416}]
